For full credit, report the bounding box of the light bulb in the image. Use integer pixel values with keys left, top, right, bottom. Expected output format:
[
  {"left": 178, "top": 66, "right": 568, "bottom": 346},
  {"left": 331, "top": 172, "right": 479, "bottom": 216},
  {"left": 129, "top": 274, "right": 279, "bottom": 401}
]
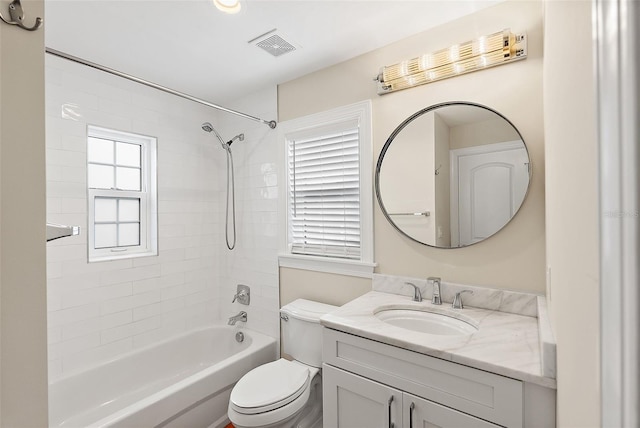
[
  {"left": 448, "top": 45, "right": 460, "bottom": 62},
  {"left": 213, "top": 0, "right": 241, "bottom": 14}
]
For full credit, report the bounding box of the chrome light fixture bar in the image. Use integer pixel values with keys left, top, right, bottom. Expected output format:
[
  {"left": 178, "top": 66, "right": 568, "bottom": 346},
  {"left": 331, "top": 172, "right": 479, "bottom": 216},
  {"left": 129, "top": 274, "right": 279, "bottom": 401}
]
[{"left": 375, "top": 29, "right": 527, "bottom": 95}]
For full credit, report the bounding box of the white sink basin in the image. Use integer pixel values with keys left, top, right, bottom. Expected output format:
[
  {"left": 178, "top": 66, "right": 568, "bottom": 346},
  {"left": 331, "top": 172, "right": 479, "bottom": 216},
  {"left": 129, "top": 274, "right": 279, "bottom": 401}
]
[{"left": 374, "top": 309, "right": 478, "bottom": 336}]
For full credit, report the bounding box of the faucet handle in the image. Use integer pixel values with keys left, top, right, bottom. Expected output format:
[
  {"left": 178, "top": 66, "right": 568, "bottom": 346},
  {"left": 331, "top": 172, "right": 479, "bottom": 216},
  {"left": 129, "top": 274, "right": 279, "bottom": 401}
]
[
  {"left": 232, "top": 284, "right": 250, "bottom": 305},
  {"left": 452, "top": 290, "right": 473, "bottom": 309},
  {"left": 231, "top": 290, "right": 246, "bottom": 303},
  {"left": 404, "top": 282, "right": 422, "bottom": 302}
]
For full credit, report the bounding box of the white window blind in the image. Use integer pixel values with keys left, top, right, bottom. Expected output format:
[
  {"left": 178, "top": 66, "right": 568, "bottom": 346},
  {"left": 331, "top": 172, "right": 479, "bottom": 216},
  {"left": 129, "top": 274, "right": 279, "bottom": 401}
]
[{"left": 287, "top": 120, "right": 361, "bottom": 259}]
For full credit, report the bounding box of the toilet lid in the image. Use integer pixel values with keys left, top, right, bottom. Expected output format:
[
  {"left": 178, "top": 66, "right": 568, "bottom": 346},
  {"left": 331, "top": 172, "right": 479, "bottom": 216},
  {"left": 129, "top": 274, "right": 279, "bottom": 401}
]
[{"left": 230, "top": 359, "right": 310, "bottom": 413}]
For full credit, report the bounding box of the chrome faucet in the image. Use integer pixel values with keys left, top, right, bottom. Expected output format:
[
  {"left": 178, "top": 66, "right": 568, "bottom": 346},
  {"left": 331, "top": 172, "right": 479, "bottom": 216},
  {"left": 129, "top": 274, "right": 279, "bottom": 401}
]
[
  {"left": 228, "top": 311, "right": 247, "bottom": 325},
  {"left": 405, "top": 282, "right": 422, "bottom": 302},
  {"left": 428, "top": 277, "right": 442, "bottom": 305}
]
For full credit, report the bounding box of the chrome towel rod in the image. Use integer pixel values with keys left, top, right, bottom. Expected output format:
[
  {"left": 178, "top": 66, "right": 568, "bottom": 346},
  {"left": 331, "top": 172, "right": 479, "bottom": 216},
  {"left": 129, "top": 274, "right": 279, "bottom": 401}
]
[
  {"left": 45, "top": 48, "right": 277, "bottom": 129},
  {"left": 389, "top": 211, "right": 430, "bottom": 217}
]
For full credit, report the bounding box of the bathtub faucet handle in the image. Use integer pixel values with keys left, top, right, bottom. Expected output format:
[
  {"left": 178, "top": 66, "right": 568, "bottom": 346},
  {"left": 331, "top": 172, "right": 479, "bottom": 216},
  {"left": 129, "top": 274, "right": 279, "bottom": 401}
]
[
  {"left": 231, "top": 291, "right": 245, "bottom": 303},
  {"left": 232, "top": 284, "right": 250, "bottom": 305}
]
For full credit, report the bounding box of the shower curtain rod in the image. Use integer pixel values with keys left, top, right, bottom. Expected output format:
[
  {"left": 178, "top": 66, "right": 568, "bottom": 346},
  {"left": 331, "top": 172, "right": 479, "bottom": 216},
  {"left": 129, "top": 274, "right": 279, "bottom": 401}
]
[{"left": 45, "top": 48, "right": 278, "bottom": 129}]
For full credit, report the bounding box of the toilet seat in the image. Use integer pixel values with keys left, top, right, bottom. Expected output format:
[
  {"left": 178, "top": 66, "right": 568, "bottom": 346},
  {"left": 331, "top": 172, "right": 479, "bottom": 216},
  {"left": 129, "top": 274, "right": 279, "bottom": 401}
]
[{"left": 230, "top": 359, "right": 312, "bottom": 415}]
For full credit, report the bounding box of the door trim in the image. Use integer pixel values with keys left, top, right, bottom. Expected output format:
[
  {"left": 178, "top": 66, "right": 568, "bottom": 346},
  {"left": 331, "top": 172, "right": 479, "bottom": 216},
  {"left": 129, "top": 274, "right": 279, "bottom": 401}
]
[{"left": 596, "top": 0, "right": 640, "bottom": 426}]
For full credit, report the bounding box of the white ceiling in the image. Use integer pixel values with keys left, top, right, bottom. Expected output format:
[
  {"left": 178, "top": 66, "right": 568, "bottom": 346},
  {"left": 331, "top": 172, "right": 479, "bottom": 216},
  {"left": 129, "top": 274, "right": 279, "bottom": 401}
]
[{"left": 45, "top": 0, "right": 499, "bottom": 104}]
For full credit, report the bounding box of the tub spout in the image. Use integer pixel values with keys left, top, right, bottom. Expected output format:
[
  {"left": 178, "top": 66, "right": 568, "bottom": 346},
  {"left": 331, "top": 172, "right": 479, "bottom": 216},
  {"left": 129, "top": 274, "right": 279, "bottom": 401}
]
[{"left": 228, "top": 311, "right": 247, "bottom": 325}]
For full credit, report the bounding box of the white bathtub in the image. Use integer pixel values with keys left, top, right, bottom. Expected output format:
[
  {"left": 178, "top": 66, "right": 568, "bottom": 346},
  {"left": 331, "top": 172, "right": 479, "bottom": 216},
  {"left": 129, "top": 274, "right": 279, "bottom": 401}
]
[{"left": 49, "top": 325, "right": 277, "bottom": 428}]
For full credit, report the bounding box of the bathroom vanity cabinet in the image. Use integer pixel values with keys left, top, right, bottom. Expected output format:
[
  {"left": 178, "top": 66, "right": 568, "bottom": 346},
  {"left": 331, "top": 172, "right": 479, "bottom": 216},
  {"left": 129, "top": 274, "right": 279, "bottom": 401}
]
[
  {"left": 324, "top": 365, "right": 500, "bottom": 427},
  {"left": 322, "top": 328, "right": 555, "bottom": 428}
]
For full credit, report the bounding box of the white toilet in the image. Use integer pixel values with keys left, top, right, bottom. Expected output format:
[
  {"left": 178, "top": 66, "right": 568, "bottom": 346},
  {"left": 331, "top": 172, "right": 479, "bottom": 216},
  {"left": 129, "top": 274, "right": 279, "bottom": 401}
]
[{"left": 228, "top": 299, "right": 337, "bottom": 428}]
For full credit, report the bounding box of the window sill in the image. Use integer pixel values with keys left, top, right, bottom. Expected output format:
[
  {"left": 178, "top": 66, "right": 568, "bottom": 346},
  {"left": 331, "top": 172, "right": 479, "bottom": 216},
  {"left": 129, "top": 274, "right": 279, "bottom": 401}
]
[
  {"left": 89, "top": 249, "right": 157, "bottom": 263},
  {"left": 278, "top": 254, "right": 377, "bottom": 278}
]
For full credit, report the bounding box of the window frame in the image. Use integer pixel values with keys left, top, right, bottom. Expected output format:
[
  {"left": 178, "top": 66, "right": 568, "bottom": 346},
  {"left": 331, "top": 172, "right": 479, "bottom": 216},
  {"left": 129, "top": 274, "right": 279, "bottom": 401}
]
[
  {"left": 278, "top": 101, "right": 376, "bottom": 278},
  {"left": 87, "top": 126, "right": 158, "bottom": 262}
]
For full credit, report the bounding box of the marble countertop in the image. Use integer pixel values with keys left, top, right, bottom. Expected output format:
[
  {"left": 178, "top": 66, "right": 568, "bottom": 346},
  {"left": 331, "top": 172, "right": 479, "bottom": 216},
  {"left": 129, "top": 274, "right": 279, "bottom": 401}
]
[{"left": 320, "top": 291, "right": 557, "bottom": 389}]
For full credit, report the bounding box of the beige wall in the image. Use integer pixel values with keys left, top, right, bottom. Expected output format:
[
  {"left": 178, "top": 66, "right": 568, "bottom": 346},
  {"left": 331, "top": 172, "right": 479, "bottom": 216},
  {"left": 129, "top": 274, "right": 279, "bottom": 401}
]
[
  {"left": 379, "top": 111, "right": 435, "bottom": 244},
  {"left": 280, "top": 268, "right": 371, "bottom": 308},
  {"left": 0, "top": 0, "right": 49, "bottom": 425},
  {"left": 543, "top": 0, "right": 600, "bottom": 426},
  {"left": 279, "top": 0, "right": 546, "bottom": 307},
  {"left": 449, "top": 117, "right": 521, "bottom": 150}
]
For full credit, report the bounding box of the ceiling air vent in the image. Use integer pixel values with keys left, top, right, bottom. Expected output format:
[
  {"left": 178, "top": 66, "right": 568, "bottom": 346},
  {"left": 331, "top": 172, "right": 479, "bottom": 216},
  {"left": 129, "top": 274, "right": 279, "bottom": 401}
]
[{"left": 250, "top": 30, "right": 297, "bottom": 57}]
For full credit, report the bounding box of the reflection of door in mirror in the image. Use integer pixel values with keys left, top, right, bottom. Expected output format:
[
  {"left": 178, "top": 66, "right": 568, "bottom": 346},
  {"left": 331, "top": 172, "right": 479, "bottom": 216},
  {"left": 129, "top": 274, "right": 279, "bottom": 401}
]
[{"left": 451, "top": 141, "right": 529, "bottom": 246}]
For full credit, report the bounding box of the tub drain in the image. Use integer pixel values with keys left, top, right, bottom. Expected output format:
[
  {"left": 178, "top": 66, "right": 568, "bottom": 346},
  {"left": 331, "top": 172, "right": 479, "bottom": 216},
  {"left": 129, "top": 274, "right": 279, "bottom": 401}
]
[{"left": 235, "top": 331, "right": 244, "bottom": 343}]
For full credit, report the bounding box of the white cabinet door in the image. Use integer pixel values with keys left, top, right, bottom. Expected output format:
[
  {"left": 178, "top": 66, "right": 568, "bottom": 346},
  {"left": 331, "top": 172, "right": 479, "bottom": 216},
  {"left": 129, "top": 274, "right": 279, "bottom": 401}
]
[
  {"left": 404, "top": 393, "right": 500, "bottom": 428},
  {"left": 323, "top": 364, "right": 403, "bottom": 428}
]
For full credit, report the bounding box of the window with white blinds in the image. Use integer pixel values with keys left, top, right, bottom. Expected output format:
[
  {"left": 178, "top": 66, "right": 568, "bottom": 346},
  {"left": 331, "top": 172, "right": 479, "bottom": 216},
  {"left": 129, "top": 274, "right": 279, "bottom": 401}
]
[
  {"left": 279, "top": 101, "right": 374, "bottom": 277},
  {"left": 287, "top": 120, "right": 361, "bottom": 259}
]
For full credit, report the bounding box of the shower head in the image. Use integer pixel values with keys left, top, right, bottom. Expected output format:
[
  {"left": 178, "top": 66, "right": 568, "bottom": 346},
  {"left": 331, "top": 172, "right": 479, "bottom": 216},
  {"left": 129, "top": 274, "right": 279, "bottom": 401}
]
[
  {"left": 201, "top": 122, "right": 244, "bottom": 151},
  {"left": 201, "top": 122, "right": 229, "bottom": 151}
]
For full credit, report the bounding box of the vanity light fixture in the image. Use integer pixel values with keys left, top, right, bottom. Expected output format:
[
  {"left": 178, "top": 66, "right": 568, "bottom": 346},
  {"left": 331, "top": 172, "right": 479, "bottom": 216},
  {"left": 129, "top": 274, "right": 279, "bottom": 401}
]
[
  {"left": 213, "top": 0, "right": 241, "bottom": 14},
  {"left": 374, "top": 29, "right": 527, "bottom": 95}
]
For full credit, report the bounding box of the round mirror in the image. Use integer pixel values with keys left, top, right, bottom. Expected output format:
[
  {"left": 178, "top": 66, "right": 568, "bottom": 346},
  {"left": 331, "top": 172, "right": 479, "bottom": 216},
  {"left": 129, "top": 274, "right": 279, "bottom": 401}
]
[{"left": 375, "top": 102, "right": 531, "bottom": 248}]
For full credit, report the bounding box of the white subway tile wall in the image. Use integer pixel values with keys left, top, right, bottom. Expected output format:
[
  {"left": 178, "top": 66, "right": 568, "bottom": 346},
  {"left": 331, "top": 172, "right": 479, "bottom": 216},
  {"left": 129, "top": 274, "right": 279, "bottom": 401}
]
[
  {"left": 215, "top": 86, "right": 281, "bottom": 342},
  {"left": 46, "top": 56, "right": 279, "bottom": 381}
]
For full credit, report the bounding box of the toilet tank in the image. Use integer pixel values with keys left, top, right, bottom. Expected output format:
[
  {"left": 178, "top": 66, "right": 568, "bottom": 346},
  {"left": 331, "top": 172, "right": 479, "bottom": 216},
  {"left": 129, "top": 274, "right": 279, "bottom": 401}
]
[{"left": 280, "top": 299, "right": 338, "bottom": 368}]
